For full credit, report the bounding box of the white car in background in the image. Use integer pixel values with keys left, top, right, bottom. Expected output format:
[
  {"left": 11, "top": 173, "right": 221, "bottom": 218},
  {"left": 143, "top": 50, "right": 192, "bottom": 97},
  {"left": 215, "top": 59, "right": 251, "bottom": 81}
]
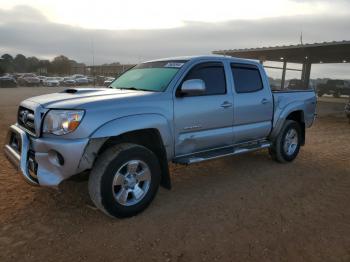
[
  {"left": 72, "top": 74, "right": 86, "bottom": 80},
  {"left": 87, "top": 76, "right": 95, "bottom": 84},
  {"left": 75, "top": 77, "right": 89, "bottom": 85},
  {"left": 43, "top": 77, "right": 60, "bottom": 87},
  {"left": 54, "top": 77, "right": 65, "bottom": 85},
  {"left": 62, "top": 77, "right": 76, "bottom": 86},
  {"left": 103, "top": 77, "right": 115, "bottom": 86},
  {"left": 17, "top": 74, "right": 41, "bottom": 87}
]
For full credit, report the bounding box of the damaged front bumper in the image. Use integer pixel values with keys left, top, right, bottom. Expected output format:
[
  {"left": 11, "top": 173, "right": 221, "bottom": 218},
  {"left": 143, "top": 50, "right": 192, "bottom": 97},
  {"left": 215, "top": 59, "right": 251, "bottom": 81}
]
[{"left": 4, "top": 124, "right": 90, "bottom": 186}]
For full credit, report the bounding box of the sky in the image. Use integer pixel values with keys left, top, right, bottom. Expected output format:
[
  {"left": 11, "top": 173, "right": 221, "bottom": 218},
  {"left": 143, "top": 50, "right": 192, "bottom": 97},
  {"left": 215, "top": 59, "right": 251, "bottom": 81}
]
[{"left": 0, "top": 0, "right": 350, "bottom": 78}]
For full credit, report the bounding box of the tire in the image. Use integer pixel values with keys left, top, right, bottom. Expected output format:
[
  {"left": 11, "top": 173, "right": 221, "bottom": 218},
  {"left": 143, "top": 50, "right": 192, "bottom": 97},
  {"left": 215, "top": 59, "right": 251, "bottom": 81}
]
[
  {"left": 88, "top": 143, "right": 161, "bottom": 218},
  {"left": 269, "top": 120, "right": 302, "bottom": 163},
  {"left": 317, "top": 92, "right": 324, "bottom": 97}
]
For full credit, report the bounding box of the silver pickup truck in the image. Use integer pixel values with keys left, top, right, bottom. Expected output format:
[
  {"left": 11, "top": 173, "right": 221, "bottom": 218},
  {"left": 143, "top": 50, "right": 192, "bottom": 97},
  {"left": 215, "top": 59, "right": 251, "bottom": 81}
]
[{"left": 4, "top": 55, "right": 317, "bottom": 218}]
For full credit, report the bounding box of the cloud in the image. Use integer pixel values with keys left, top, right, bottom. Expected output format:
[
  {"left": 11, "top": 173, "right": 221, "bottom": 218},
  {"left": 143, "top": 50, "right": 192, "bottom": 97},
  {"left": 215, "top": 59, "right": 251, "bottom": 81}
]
[
  {"left": 0, "top": 5, "right": 350, "bottom": 78},
  {"left": 0, "top": 5, "right": 47, "bottom": 24}
]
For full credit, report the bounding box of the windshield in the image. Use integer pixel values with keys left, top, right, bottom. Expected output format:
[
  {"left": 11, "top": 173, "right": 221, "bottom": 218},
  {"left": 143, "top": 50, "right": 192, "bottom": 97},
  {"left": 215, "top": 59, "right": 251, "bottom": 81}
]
[{"left": 109, "top": 60, "right": 187, "bottom": 92}]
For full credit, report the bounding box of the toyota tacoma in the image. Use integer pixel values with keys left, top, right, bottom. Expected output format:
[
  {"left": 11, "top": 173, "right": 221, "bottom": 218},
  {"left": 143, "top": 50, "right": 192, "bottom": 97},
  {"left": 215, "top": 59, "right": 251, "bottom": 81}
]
[{"left": 4, "top": 56, "right": 317, "bottom": 218}]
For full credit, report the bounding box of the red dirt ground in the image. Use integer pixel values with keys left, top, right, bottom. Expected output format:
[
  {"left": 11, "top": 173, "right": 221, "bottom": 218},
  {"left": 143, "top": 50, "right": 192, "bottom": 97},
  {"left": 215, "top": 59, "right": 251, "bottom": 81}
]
[{"left": 0, "top": 87, "right": 349, "bottom": 261}]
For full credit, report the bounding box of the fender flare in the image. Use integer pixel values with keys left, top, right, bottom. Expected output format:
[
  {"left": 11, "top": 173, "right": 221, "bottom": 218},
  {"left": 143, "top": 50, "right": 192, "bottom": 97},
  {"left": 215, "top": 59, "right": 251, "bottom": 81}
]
[
  {"left": 270, "top": 101, "right": 305, "bottom": 139},
  {"left": 90, "top": 113, "right": 173, "bottom": 151}
]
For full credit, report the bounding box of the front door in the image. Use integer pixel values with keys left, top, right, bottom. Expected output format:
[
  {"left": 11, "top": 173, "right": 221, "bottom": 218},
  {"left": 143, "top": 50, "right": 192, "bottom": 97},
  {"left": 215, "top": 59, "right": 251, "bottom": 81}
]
[{"left": 174, "top": 62, "right": 234, "bottom": 156}]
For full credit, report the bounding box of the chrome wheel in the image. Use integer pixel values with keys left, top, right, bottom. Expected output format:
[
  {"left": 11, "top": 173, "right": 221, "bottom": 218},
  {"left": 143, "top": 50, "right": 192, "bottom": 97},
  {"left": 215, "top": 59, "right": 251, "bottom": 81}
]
[
  {"left": 283, "top": 128, "right": 298, "bottom": 156},
  {"left": 112, "top": 160, "right": 151, "bottom": 206}
]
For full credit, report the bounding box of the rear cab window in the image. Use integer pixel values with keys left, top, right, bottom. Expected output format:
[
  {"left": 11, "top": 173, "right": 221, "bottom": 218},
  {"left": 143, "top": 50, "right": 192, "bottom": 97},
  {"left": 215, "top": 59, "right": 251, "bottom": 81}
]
[{"left": 231, "top": 63, "right": 263, "bottom": 93}]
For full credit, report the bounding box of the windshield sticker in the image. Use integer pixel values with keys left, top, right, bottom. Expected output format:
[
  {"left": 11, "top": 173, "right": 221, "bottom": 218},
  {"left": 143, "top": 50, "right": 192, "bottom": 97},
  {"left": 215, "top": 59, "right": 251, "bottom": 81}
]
[{"left": 164, "top": 62, "right": 184, "bottom": 68}]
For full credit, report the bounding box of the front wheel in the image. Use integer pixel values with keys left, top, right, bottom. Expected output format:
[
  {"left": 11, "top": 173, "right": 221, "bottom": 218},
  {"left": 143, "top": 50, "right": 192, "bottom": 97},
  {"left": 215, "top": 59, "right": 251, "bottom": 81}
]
[
  {"left": 88, "top": 143, "right": 161, "bottom": 218},
  {"left": 269, "top": 120, "right": 302, "bottom": 163}
]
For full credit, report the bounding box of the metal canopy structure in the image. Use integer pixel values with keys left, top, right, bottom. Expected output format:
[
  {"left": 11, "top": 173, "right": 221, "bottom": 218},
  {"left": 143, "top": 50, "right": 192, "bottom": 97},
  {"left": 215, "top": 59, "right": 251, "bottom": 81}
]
[{"left": 213, "top": 40, "right": 350, "bottom": 89}]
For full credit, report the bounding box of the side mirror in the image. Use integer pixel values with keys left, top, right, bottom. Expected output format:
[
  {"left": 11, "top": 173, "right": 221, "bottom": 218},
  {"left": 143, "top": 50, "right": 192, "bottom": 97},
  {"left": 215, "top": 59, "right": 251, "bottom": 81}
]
[{"left": 180, "top": 79, "right": 206, "bottom": 96}]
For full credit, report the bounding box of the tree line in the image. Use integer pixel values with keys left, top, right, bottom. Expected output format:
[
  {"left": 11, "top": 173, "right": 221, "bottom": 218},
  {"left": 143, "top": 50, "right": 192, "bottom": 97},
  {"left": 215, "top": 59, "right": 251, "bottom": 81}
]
[{"left": 0, "top": 54, "right": 83, "bottom": 76}]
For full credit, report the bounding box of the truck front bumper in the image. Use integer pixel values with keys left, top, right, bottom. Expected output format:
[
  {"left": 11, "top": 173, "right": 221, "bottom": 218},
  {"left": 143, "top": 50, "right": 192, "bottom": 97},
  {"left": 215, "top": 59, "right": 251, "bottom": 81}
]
[{"left": 4, "top": 124, "right": 89, "bottom": 187}]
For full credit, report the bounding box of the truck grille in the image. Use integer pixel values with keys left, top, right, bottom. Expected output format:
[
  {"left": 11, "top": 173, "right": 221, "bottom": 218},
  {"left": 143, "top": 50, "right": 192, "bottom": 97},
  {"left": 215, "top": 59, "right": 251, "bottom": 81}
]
[{"left": 18, "top": 106, "right": 36, "bottom": 135}]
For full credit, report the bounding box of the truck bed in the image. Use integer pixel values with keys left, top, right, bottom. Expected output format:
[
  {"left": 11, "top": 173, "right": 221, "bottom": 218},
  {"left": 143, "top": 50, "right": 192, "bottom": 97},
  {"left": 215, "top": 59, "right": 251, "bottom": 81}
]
[{"left": 272, "top": 89, "right": 317, "bottom": 131}]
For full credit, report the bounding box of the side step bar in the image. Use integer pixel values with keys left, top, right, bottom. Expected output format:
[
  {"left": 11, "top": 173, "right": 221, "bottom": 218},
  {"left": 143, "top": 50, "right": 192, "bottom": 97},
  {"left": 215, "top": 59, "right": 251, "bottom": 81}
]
[{"left": 174, "top": 141, "right": 271, "bottom": 165}]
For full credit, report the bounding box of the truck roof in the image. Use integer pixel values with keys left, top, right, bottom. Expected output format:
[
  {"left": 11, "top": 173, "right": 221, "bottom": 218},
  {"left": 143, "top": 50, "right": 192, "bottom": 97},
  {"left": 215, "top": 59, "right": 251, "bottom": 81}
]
[{"left": 145, "top": 55, "right": 260, "bottom": 65}]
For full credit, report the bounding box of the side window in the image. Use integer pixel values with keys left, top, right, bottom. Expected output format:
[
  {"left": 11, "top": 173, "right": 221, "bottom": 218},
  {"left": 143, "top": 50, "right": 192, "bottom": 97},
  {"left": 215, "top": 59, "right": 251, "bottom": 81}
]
[
  {"left": 231, "top": 64, "right": 263, "bottom": 93},
  {"left": 182, "top": 62, "right": 226, "bottom": 95}
]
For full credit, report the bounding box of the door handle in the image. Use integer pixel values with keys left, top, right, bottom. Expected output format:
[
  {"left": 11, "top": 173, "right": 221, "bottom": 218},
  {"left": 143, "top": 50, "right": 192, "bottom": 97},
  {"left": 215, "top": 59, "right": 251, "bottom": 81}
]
[
  {"left": 261, "top": 98, "right": 269, "bottom": 104},
  {"left": 221, "top": 101, "right": 233, "bottom": 108}
]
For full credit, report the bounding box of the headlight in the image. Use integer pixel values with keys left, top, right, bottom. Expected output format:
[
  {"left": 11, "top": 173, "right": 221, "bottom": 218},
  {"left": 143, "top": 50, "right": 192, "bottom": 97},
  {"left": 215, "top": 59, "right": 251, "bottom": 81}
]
[{"left": 42, "top": 110, "right": 84, "bottom": 135}]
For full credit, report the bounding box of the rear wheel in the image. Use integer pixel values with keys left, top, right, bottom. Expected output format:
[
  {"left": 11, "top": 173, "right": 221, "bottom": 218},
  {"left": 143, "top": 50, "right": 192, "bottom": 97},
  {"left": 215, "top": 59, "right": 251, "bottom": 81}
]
[
  {"left": 88, "top": 143, "right": 161, "bottom": 218},
  {"left": 269, "top": 120, "right": 302, "bottom": 163}
]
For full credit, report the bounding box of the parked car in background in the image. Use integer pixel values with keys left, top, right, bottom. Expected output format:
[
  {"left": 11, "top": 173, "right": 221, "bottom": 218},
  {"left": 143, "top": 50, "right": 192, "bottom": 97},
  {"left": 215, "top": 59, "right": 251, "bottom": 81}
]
[
  {"left": 43, "top": 77, "right": 60, "bottom": 87},
  {"left": 0, "top": 75, "right": 17, "bottom": 88},
  {"left": 17, "top": 74, "right": 41, "bottom": 87},
  {"left": 72, "top": 74, "right": 86, "bottom": 80},
  {"left": 4, "top": 55, "right": 317, "bottom": 218},
  {"left": 75, "top": 77, "right": 89, "bottom": 86},
  {"left": 62, "top": 77, "right": 76, "bottom": 86},
  {"left": 96, "top": 75, "right": 107, "bottom": 85},
  {"left": 87, "top": 76, "right": 95, "bottom": 84},
  {"left": 287, "top": 79, "right": 305, "bottom": 90},
  {"left": 103, "top": 77, "right": 115, "bottom": 86},
  {"left": 317, "top": 79, "right": 350, "bottom": 97},
  {"left": 345, "top": 99, "right": 350, "bottom": 123},
  {"left": 37, "top": 76, "right": 47, "bottom": 85},
  {"left": 54, "top": 77, "right": 65, "bottom": 85}
]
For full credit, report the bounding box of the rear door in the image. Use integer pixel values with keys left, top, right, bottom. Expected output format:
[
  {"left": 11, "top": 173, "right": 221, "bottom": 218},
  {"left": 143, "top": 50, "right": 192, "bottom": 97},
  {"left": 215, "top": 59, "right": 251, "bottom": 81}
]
[
  {"left": 230, "top": 63, "right": 273, "bottom": 143},
  {"left": 174, "top": 61, "right": 234, "bottom": 156}
]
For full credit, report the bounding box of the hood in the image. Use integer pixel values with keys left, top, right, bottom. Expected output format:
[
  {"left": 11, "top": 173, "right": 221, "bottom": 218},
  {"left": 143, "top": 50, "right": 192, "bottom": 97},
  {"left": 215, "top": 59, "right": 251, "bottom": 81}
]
[{"left": 26, "top": 87, "right": 154, "bottom": 109}]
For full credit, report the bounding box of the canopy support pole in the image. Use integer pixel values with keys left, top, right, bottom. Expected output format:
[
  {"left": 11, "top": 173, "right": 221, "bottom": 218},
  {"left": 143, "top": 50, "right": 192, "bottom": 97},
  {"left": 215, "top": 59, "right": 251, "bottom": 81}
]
[
  {"left": 301, "top": 62, "right": 311, "bottom": 89},
  {"left": 281, "top": 61, "right": 287, "bottom": 90}
]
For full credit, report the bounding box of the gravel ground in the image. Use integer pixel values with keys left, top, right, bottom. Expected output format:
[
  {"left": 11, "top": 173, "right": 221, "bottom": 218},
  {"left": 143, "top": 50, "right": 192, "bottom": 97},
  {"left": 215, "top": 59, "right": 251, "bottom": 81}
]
[{"left": 0, "top": 87, "right": 349, "bottom": 262}]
